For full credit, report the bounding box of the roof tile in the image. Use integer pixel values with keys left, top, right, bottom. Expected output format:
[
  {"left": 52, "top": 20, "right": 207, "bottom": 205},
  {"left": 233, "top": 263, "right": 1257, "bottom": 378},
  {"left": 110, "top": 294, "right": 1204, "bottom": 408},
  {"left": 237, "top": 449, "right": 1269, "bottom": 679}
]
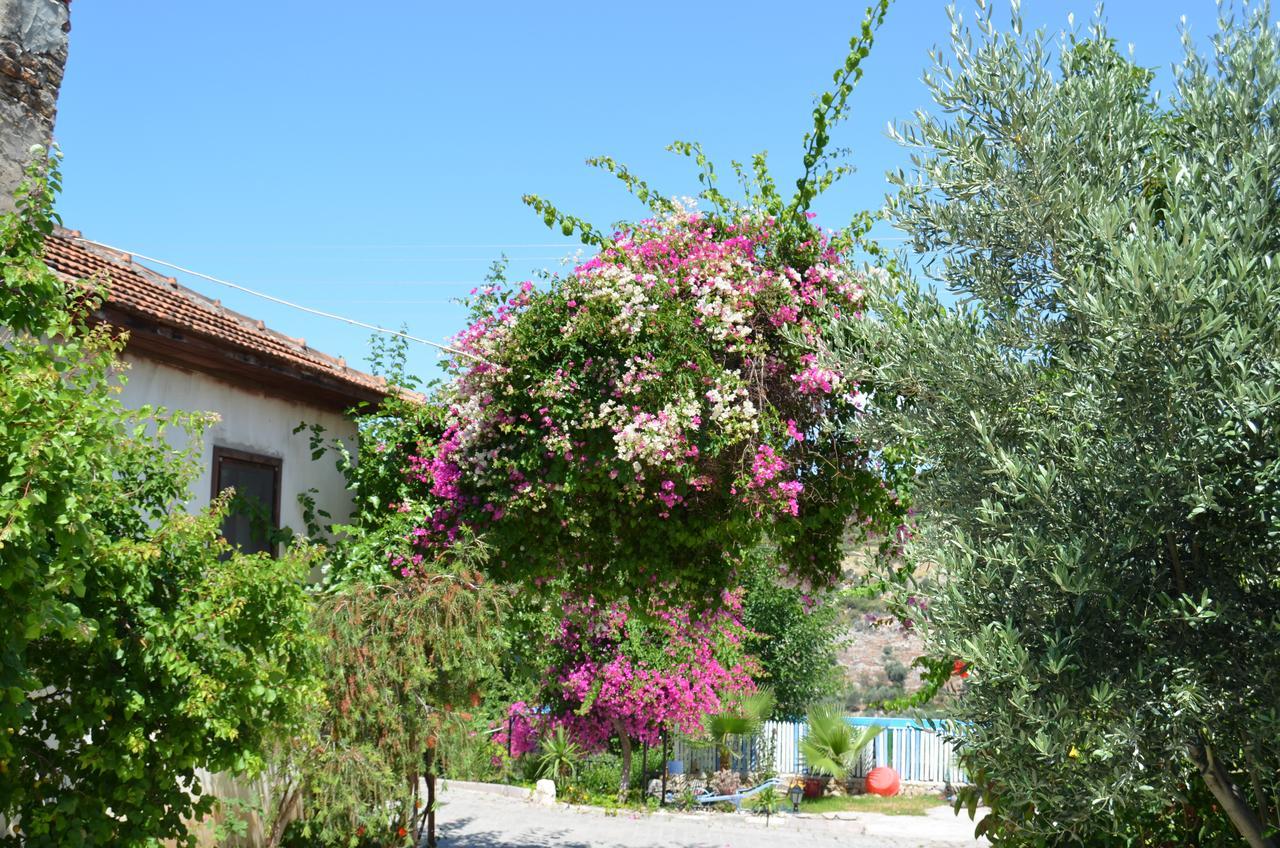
[{"left": 43, "top": 231, "right": 388, "bottom": 399}]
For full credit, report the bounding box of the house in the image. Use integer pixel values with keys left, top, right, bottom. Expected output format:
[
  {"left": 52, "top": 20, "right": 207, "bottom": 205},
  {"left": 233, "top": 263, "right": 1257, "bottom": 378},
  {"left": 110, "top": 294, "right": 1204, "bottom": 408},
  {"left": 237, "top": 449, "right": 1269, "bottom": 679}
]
[{"left": 42, "top": 228, "right": 389, "bottom": 553}]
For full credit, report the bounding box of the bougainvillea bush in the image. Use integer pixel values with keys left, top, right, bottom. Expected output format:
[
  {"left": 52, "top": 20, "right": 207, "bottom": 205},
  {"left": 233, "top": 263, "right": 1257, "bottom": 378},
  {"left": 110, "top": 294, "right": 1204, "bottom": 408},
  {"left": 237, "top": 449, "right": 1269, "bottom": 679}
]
[
  {"left": 372, "top": 1, "right": 906, "bottom": 603},
  {"left": 526, "top": 592, "right": 756, "bottom": 794},
  {"left": 403, "top": 206, "right": 904, "bottom": 599}
]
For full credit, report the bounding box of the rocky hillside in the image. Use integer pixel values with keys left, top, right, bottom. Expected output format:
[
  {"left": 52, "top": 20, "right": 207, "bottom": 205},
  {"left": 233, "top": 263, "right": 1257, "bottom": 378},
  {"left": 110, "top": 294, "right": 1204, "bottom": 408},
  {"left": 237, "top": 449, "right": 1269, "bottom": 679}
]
[{"left": 837, "top": 619, "right": 927, "bottom": 712}]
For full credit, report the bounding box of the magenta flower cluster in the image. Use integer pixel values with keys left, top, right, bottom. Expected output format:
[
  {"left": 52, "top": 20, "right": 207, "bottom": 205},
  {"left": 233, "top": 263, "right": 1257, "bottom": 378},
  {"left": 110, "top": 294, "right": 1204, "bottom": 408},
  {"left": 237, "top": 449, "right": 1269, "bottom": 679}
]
[
  {"left": 537, "top": 593, "right": 756, "bottom": 751},
  {"left": 791, "top": 354, "right": 843, "bottom": 395},
  {"left": 493, "top": 701, "right": 539, "bottom": 759},
  {"left": 386, "top": 207, "right": 883, "bottom": 591}
]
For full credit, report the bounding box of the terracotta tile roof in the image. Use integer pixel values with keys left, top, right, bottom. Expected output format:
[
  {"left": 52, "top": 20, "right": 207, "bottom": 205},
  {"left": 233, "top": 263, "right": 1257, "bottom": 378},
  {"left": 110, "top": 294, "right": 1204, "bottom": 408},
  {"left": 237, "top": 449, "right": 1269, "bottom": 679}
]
[{"left": 43, "top": 229, "right": 391, "bottom": 404}]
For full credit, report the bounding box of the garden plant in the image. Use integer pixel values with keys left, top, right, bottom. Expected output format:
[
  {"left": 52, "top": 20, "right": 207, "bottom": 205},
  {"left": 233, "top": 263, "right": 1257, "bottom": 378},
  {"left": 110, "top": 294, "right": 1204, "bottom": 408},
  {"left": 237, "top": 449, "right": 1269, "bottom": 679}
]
[
  {"left": 0, "top": 152, "right": 318, "bottom": 847},
  {"left": 530, "top": 593, "right": 757, "bottom": 798},
  {"left": 18, "top": 2, "right": 1280, "bottom": 845},
  {"left": 704, "top": 687, "right": 776, "bottom": 773},
  {"left": 341, "top": 0, "right": 913, "bottom": 815},
  {"left": 740, "top": 548, "right": 844, "bottom": 719},
  {"left": 799, "top": 705, "right": 883, "bottom": 785},
  {"left": 390, "top": 0, "right": 911, "bottom": 608}
]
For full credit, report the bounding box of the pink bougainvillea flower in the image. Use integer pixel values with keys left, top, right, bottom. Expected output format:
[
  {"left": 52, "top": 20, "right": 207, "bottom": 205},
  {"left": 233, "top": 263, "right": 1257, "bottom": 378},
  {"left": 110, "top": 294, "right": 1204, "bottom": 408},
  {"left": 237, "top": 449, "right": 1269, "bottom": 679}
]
[{"left": 387, "top": 205, "right": 908, "bottom": 598}]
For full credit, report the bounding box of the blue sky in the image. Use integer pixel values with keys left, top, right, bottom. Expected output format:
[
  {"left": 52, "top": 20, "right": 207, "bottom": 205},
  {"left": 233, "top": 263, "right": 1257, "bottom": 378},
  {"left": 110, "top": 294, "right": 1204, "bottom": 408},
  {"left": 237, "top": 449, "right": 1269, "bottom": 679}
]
[{"left": 53, "top": 1, "right": 1250, "bottom": 382}]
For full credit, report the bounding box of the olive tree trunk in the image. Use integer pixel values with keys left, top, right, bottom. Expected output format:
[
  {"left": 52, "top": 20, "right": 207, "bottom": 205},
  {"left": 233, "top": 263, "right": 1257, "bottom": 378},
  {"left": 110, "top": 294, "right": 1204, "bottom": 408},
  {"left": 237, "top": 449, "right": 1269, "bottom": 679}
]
[{"left": 1189, "top": 742, "right": 1276, "bottom": 848}]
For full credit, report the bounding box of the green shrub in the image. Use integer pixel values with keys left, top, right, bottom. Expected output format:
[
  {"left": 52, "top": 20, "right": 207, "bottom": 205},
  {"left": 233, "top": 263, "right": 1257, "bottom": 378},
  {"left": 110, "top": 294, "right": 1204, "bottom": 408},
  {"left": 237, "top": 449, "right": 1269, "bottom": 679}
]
[
  {"left": 883, "top": 659, "right": 908, "bottom": 687},
  {"left": 843, "top": 678, "right": 903, "bottom": 713},
  {"left": 747, "top": 784, "right": 780, "bottom": 820},
  {"left": 436, "top": 712, "right": 503, "bottom": 782},
  {"left": 277, "top": 566, "right": 506, "bottom": 848},
  {"left": 800, "top": 706, "right": 882, "bottom": 780},
  {"left": 537, "top": 725, "right": 583, "bottom": 782},
  {"left": 0, "top": 150, "right": 318, "bottom": 847},
  {"left": 576, "top": 754, "right": 625, "bottom": 797},
  {"left": 741, "top": 551, "right": 842, "bottom": 719}
]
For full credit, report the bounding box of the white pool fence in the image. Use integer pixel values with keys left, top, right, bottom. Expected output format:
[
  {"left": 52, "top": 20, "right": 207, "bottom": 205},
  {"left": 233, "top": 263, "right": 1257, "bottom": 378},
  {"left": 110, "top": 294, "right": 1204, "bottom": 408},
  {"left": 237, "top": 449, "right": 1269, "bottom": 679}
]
[{"left": 670, "top": 716, "right": 967, "bottom": 785}]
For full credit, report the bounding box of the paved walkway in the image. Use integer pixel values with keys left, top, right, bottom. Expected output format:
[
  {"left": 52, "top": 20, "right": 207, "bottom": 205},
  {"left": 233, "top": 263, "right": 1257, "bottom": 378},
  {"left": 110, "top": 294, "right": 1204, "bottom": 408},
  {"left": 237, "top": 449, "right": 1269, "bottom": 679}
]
[{"left": 433, "top": 784, "right": 989, "bottom": 848}]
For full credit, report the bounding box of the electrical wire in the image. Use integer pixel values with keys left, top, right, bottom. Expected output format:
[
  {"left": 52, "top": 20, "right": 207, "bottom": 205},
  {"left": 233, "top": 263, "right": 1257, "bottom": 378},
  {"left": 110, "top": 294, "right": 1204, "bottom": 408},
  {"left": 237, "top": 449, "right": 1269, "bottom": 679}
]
[
  {"left": 69, "top": 230, "right": 911, "bottom": 365},
  {"left": 71, "top": 237, "right": 488, "bottom": 364}
]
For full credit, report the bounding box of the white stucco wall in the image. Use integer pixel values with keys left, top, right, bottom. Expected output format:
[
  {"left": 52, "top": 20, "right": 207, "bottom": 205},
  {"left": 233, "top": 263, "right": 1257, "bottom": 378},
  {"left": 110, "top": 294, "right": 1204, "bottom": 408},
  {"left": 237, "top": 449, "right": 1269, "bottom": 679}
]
[{"left": 114, "top": 352, "right": 359, "bottom": 540}]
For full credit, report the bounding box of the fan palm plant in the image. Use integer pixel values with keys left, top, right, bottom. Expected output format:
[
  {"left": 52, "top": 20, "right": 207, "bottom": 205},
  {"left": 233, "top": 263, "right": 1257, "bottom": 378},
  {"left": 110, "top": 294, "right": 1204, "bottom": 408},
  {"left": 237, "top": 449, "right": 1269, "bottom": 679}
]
[
  {"left": 703, "top": 687, "right": 776, "bottom": 772},
  {"left": 536, "top": 725, "right": 582, "bottom": 783},
  {"left": 800, "top": 705, "right": 882, "bottom": 779}
]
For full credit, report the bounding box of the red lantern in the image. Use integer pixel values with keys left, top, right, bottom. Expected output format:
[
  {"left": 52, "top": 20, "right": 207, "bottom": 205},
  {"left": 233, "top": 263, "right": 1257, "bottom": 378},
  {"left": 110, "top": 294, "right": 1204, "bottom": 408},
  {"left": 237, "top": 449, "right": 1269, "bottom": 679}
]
[{"left": 865, "top": 766, "right": 900, "bottom": 797}]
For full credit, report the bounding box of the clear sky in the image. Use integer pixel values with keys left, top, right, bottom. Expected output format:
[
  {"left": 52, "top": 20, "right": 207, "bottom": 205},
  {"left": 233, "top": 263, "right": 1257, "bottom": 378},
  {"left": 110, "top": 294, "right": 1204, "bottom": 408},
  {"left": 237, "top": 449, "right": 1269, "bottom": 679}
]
[{"left": 52, "top": 1, "right": 1254, "bottom": 382}]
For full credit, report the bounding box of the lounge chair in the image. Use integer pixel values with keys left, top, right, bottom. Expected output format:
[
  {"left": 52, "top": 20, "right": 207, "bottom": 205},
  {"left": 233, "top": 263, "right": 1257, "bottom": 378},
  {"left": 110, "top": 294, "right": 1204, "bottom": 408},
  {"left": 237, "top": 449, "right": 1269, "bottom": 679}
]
[{"left": 693, "top": 777, "right": 781, "bottom": 811}]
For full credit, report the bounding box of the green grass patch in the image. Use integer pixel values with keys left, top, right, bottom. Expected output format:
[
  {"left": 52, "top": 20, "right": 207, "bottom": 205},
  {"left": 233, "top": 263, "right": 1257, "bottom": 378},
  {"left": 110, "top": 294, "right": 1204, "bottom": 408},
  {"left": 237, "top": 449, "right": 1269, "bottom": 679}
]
[
  {"left": 544, "top": 782, "right": 946, "bottom": 818},
  {"left": 798, "top": 793, "right": 947, "bottom": 816}
]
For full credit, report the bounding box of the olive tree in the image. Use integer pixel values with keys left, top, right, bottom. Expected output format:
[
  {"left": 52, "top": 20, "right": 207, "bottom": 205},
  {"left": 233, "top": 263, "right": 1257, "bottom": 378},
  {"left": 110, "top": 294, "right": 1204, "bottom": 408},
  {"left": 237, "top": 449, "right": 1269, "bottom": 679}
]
[{"left": 835, "top": 5, "right": 1280, "bottom": 846}]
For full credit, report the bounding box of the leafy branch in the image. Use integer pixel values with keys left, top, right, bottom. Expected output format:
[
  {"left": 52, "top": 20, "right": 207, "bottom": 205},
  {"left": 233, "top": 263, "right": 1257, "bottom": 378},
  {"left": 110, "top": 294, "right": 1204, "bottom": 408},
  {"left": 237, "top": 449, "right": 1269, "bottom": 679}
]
[
  {"left": 788, "top": 0, "right": 892, "bottom": 222},
  {"left": 522, "top": 1, "right": 895, "bottom": 246},
  {"left": 521, "top": 193, "right": 609, "bottom": 246}
]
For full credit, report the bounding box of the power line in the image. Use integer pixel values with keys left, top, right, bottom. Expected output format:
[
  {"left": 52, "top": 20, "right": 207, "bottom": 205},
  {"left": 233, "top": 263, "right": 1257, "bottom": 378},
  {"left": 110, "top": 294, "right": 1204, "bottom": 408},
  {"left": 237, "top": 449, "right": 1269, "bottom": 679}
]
[
  {"left": 173, "top": 242, "right": 589, "bottom": 249},
  {"left": 70, "top": 233, "right": 914, "bottom": 365},
  {"left": 334, "top": 256, "right": 570, "bottom": 262},
  {"left": 235, "top": 284, "right": 519, "bottom": 290},
  {"left": 72, "top": 237, "right": 489, "bottom": 364},
  {"left": 309, "top": 299, "right": 457, "bottom": 306}
]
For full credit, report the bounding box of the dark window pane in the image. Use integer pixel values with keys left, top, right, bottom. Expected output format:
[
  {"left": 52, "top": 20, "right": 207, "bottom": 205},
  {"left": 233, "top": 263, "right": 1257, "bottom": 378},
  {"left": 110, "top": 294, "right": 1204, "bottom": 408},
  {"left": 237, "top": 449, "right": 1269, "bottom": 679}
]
[{"left": 215, "top": 454, "right": 279, "bottom": 556}]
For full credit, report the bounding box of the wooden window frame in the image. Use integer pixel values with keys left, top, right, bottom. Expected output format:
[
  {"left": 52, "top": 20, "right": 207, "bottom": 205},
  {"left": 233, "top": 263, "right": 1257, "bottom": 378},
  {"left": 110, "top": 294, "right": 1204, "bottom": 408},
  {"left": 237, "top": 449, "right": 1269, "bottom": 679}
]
[{"left": 211, "top": 446, "right": 283, "bottom": 555}]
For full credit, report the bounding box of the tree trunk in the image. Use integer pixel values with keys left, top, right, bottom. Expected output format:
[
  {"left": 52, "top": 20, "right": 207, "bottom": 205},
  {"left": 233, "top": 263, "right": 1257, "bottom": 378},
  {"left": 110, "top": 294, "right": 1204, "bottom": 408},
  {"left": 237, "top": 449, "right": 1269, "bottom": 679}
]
[
  {"left": 418, "top": 746, "right": 438, "bottom": 848},
  {"left": 426, "top": 768, "right": 437, "bottom": 848},
  {"left": 660, "top": 728, "right": 669, "bottom": 807},
  {"left": 1245, "top": 747, "right": 1273, "bottom": 828},
  {"left": 0, "top": 0, "right": 71, "bottom": 212},
  {"left": 265, "top": 783, "right": 301, "bottom": 848},
  {"left": 1189, "top": 741, "right": 1276, "bottom": 848},
  {"left": 613, "top": 718, "right": 632, "bottom": 800}
]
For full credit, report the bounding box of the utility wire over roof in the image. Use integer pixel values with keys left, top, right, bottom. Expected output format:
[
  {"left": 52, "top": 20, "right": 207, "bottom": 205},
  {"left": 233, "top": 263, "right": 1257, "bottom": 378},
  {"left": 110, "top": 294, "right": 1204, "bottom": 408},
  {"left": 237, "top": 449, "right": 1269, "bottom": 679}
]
[
  {"left": 42, "top": 230, "right": 440, "bottom": 409},
  {"left": 62, "top": 234, "right": 485, "bottom": 363}
]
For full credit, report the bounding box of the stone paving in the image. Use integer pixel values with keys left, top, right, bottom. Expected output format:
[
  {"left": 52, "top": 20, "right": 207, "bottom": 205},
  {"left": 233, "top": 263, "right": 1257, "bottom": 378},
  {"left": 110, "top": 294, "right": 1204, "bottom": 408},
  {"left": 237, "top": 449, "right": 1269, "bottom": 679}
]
[{"left": 433, "top": 784, "right": 989, "bottom": 848}]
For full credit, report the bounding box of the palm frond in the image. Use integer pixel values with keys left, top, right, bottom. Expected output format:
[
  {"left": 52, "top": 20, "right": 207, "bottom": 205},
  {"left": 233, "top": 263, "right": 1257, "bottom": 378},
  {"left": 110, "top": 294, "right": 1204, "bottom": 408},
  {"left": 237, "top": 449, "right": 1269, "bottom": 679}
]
[
  {"left": 536, "top": 725, "right": 581, "bottom": 781},
  {"left": 800, "top": 705, "right": 882, "bottom": 779}
]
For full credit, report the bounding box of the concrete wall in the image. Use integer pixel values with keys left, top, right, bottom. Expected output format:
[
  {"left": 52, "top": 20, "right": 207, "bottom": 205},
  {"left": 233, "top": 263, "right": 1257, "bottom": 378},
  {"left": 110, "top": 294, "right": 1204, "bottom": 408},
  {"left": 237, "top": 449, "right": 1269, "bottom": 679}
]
[
  {"left": 0, "top": 0, "right": 69, "bottom": 210},
  {"left": 116, "top": 352, "right": 359, "bottom": 545}
]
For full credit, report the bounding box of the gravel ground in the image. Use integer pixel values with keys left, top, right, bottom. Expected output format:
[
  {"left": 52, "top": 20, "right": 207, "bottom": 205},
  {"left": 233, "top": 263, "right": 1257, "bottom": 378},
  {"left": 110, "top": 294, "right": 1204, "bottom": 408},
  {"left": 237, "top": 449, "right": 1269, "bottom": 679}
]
[{"left": 432, "top": 784, "right": 989, "bottom": 848}]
